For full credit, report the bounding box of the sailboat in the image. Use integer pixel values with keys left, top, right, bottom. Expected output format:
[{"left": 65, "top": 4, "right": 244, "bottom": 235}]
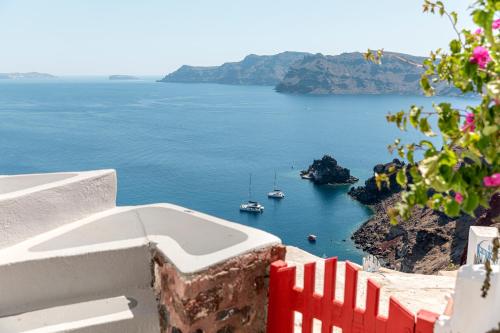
[
  {"left": 267, "top": 170, "right": 285, "bottom": 199},
  {"left": 240, "top": 174, "right": 264, "bottom": 213}
]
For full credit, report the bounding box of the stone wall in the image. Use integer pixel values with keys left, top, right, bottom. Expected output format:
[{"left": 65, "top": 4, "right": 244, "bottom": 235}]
[{"left": 153, "top": 245, "right": 286, "bottom": 333}]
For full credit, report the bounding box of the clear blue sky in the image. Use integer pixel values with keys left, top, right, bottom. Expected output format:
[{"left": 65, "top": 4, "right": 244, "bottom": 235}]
[{"left": 0, "top": 0, "right": 473, "bottom": 75}]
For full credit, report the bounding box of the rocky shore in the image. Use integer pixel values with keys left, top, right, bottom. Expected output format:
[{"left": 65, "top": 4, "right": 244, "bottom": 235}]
[
  {"left": 301, "top": 155, "right": 358, "bottom": 185},
  {"left": 348, "top": 160, "right": 475, "bottom": 274},
  {"left": 348, "top": 159, "right": 405, "bottom": 204}
]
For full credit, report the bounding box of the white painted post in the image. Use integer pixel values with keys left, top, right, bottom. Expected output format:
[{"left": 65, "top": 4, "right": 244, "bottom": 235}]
[
  {"left": 434, "top": 264, "right": 500, "bottom": 333},
  {"left": 466, "top": 226, "right": 499, "bottom": 265}
]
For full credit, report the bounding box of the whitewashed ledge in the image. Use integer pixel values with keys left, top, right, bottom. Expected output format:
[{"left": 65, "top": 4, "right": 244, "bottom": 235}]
[{"left": 285, "top": 246, "right": 455, "bottom": 333}]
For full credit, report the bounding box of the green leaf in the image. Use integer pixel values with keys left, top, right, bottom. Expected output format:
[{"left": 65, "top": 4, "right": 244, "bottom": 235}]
[
  {"left": 463, "top": 192, "right": 479, "bottom": 215},
  {"left": 472, "top": 9, "right": 488, "bottom": 27},
  {"left": 419, "top": 118, "right": 435, "bottom": 136},
  {"left": 420, "top": 76, "right": 434, "bottom": 96},
  {"left": 483, "top": 125, "right": 498, "bottom": 136},
  {"left": 450, "top": 11, "right": 458, "bottom": 25},
  {"left": 445, "top": 199, "right": 460, "bottom": 217},
  {"left": 450, "top": 39, "right": 461, "bottom": 53},
  {"left": 396, "top": 168, "right": 407, "bottom": 187},
  {"left": 409, "top": 106, "right": 421, "bottom": 128}
]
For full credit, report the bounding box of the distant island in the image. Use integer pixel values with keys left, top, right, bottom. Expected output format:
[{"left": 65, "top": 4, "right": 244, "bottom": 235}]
[
  {"left": 109, "top": 75, "right": 139, "bottom": 80},
  {"left": 159, "top": 51, "right": 454, "bottom": 95},
  {"left": 0, "top": 72, "right": 56, "bottom": 79},
  {"left": 159, "top": 51, "right": 308, "bottom": 86}
]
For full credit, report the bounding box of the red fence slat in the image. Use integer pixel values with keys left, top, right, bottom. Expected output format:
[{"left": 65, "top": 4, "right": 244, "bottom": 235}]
[{"left": 266, "top": 257, "right": 439, "bottom": 333}]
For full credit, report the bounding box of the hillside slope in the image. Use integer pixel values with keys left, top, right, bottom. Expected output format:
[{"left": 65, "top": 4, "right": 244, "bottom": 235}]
[
  {"left": 159, "top": 52, "right": 309, "bottom": 86},
  {"left": 275, "top": 52, "right": 427, "bottom": 95}
]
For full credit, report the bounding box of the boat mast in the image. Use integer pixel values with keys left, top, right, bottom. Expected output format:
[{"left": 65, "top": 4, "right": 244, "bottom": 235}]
[
  {"left": 249, "top": 173, "right": 252, "bottom": 201},
  {"left": 274, "top": 170, "right": 277, "bottom": 190}
]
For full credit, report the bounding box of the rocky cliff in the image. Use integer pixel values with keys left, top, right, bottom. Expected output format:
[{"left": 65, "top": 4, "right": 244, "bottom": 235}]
[
  {"left": 275, "top": 52, "right": 427, "bottom": 95},
  {"left": 159, "top": 52, "right": 309, "bottom": 86},
  {"left": 301, "top": 155, "right": 358, "bottom": 185},
  {"left": 159, "top": 51, "right": 455, "bottom": 95},
  {"left": 349, "top": 160, "right": 475, "bottom": 274},
  {"left": 348, "top": 159, "right": 405, "bottom": 204}
]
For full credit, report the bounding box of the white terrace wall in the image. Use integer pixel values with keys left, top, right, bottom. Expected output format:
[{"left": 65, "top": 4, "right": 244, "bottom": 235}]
[
  {"left": 436, "top": 226, "right": 500, "bottom": 333},
  {"left": 0, "top": 170, "right": 117, "bottom": 250}
]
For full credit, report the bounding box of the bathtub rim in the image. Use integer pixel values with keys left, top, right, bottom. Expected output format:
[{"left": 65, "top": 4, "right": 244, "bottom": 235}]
[{"left": 0, "top": 203, "right": 281, "bottom": 274}]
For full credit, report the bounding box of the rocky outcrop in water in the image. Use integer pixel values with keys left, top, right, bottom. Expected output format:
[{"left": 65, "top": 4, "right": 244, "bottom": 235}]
[
  {"left": 301, "top": 155, "right": 358, "bottom": 185},
  {"left": 348, "top": 159, "right": 405, "bottom": 204},
  {"left": 109, "top": 75, "right": 139, "bottom": 80}
]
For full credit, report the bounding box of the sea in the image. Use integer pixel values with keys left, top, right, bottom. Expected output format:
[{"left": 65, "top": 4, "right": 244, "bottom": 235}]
[{"left": 0, "top": 77, "right": 472, "bottom": 262}]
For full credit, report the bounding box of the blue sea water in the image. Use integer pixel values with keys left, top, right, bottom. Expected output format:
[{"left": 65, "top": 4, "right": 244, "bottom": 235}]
[{"left": 0, "top": 77, "right": 472, "bottom": 262}]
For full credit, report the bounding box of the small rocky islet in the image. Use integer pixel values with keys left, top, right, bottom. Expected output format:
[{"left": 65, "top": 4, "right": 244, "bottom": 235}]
[{"left": 300, "top": 155, "right": 358, "bottom": 185}]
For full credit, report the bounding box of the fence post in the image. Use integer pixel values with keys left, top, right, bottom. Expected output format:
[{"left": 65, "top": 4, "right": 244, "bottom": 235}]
[
  {"left": 341, "top": 261, "right": 359, "bottom": 333},
  {"left": 386, "top": 297, "right": 416, "bottom": 333},
  {"left": 266, "top": 260, "right": 296, "bottom": 333},
  {"left": 416, "top": 309, "right": 439, "bottom": 333},
  {"left": 320, "top": 257, "right": 337, "bottom": 333}
]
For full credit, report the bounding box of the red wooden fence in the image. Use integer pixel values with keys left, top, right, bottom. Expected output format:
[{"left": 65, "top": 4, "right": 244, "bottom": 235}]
[{"left": 267, "top": 257, "right": 439, "bottom": 333}]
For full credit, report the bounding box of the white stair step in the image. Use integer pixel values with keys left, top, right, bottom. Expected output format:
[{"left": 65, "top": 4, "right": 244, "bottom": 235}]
[
  {"left": 0, "top": 245, "right": 152, "bottom": 316},
  {"left": 0, "top": 289, "right": 160, "bottom": 333}
]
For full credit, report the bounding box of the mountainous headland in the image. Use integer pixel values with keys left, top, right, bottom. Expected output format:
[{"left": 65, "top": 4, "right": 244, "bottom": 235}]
[
  {"left": 109, "top": 75, "right": 139, "bottom": 80},
  {"left": 276, "top": 52, "right": 425, "bottom": 95},
  {"left": 159, "top": 51, "right": 308, "bottom": 86},
  {"left": 158, "top": 51, "right": 448, "bottom": 95},
  {"left": 301, "top": 155, "right": 358, "bottom": 185},
  {"left": 0, "top": 72, "right": 56, "bottom": 79}
]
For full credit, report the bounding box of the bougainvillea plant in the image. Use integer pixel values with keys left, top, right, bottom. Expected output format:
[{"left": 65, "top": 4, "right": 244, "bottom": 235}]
[{"left": 365, "top": 0, "right": 499, "bottom": 297}]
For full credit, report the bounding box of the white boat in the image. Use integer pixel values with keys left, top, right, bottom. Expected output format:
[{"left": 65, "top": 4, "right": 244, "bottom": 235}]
[
  {"left": 240, "top": 200, "right": 265, "bottom": 213},
  {"left": 240, "top": 174, "right": 264, "bottom": 213},
  {"left": 267, "top": 171, "right": 285, "bottom": 199},
  {"left": 308, "top": 234, "right": 317, "bottom": 242},
  {"left": 268, "top": 190, "right": 285, "bottom": 198}
]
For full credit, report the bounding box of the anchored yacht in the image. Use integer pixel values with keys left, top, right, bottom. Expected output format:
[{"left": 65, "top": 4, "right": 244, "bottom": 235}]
[
  {"left": 267, "top": 171, "right": 285, "bottom": 199},
  {"left": 240, "top": 200, "right": 265, "bottom": 213},
  {"left": 240, "top": 174, "right": 264, "bottom": 213}
]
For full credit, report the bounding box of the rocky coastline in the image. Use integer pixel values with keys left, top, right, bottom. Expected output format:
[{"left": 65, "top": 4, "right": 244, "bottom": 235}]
[
  {"left": 348, "top": 159, "right": 405, "bottom": 204},
  {"left": 348, "top": 159, "right": 476, "bottom": 274},
  {"left": 301, "top": 155, "right": 358, "bottom": 185}
]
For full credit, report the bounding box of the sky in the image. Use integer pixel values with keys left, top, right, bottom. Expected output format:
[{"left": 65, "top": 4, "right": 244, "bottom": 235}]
[{"left": 0, "top": 0, "right": 474, "bottom": 76}]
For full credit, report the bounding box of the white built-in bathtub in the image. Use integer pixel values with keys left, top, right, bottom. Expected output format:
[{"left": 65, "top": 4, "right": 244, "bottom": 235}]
[{"left": 0, "top": 203, "right": 281, "bottom": 316}]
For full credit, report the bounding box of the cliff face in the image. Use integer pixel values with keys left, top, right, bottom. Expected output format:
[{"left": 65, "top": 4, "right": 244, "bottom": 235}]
[
  {"left": 349, "top": 160, "right": 475, "bottom": 274},
  {"left": 348, "top": 159, "right": 405, "bottom": 204},
  {"left": 275, "top": 52, "right": 426, "bottom": 95},
  {"left": 352, "top": 193, "right": 474, "bottom": 274},
  {"left": 159, "top": 51, "right": 452, "bottom": 95},
  {"left": 159, "top": 52, "right": 309, "bottom": 86}
]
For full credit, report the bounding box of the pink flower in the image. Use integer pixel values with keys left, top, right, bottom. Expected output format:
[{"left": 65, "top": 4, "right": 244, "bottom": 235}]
[
  {"left": 470, "top": 46, "right": 492, "bottom": 69},
  {"left": 455, "top": 192, "right": 464, "bottom": 204},
  {"left": 493, "top": 19, "right": 500, "bottom": 30},
  {"left": 484, "top": 173, "right": 500, "bottom": 187},
  {"left": 461, "top": 112, "right": 475, "bottom": 132},
  {"left": 475, "top": 28, "right": 483, "bottom": 35}
]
